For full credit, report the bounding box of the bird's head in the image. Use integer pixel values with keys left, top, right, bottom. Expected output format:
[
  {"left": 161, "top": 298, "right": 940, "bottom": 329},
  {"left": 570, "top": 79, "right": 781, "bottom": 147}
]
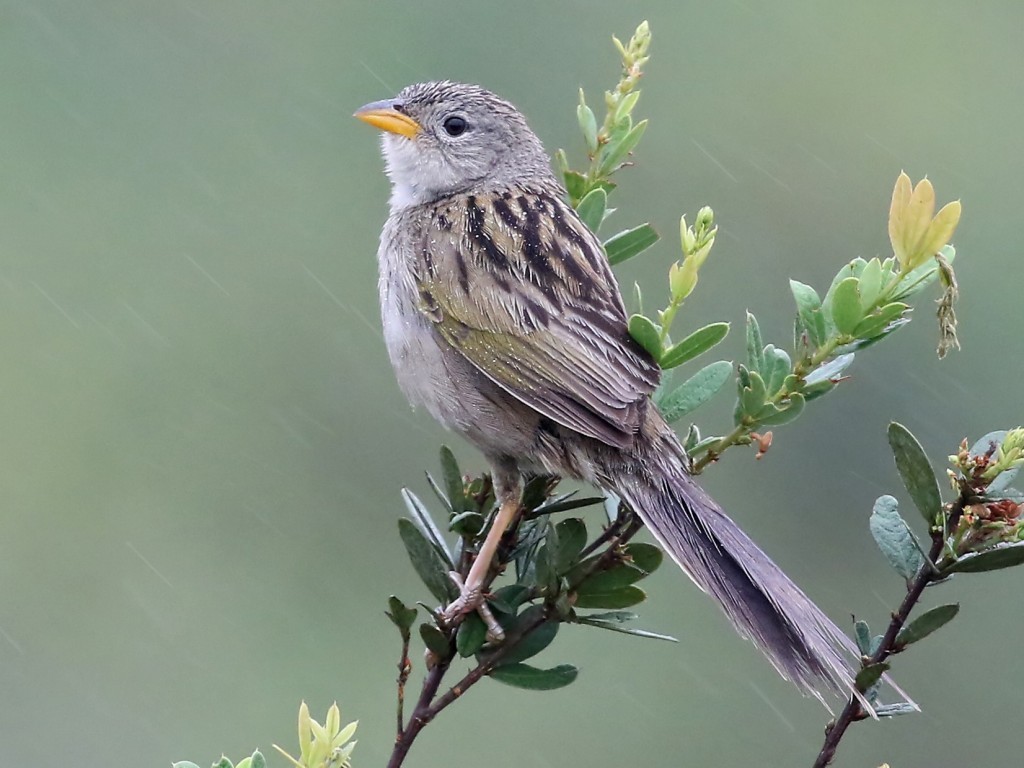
[{"left": 355, "top": 81, "right": 553, "bottom": 210}]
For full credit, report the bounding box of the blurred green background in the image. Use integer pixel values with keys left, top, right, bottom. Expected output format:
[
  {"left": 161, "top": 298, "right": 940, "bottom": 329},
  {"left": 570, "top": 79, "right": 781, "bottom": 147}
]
[{"left": 2, "top": 1, "right": 1021, "bottom": 766}]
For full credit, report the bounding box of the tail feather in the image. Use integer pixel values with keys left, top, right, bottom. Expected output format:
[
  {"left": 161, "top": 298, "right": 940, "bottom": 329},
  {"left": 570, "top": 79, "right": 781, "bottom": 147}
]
[{"left": 609, "top": 447, "right": 896, "bottom": 707}]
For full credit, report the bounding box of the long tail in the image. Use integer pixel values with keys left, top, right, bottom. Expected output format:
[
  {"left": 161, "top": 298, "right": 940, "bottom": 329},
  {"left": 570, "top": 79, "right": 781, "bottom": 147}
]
[{"left": 608, "top": 438, "right": 867, "bottom": 703}]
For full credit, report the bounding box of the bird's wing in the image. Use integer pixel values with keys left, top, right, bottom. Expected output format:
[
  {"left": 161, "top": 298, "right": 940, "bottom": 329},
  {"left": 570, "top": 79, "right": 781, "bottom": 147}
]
[{"left": 413, "top": 185, "right": 660, "bottom": 448}]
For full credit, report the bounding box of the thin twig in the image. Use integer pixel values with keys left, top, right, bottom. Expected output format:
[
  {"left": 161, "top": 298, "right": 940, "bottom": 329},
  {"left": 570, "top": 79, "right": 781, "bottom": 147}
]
[
  {"left": 395, "top": 633, "right": 412, "bottom": 740},
  {"left": 387, "top": 654, "right": 451, "bottom": 768},
  {"left": 811, "top": 488, "right": 970, "bottom": 767}
]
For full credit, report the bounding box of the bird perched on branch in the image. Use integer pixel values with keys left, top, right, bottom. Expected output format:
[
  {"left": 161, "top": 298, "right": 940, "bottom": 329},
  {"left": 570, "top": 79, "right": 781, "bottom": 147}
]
[{"left": 356, "top": 80, "right": 864, "bottom": 702}]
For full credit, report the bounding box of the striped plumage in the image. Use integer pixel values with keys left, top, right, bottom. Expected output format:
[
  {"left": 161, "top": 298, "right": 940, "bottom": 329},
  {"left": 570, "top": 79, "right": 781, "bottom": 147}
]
[{"left": 361, "top": 80, "right": 880, "bottom": 704}]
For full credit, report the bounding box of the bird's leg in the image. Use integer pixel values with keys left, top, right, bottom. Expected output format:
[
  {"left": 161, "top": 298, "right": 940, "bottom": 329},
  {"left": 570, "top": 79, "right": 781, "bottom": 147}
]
[{"left": 441, "top": 462, "right": 521, "bottom": 640}]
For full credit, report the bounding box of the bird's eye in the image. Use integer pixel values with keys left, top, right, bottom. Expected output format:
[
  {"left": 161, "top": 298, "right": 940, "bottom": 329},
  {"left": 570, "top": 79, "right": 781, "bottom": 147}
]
[{"left": 442, "top": 115, "right": 467, "bottom": 136}]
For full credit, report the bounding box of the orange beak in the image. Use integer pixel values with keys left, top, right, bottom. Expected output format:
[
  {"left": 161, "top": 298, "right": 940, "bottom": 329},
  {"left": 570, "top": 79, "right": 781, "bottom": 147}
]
[{"left": 354, "top": 99, "right": 421, "bottom": 139}]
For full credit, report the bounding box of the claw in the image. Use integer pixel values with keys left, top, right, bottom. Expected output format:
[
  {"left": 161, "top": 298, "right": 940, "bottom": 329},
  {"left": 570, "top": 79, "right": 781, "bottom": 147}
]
[{"left": 441, "top": 571, "right": 505, "bottom": 642}]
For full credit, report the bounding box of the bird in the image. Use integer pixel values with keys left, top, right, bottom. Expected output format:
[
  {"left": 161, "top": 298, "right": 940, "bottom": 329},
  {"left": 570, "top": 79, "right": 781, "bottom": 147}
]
[{"left": 356, "top": 80, "right": 863, "bottom": 702}]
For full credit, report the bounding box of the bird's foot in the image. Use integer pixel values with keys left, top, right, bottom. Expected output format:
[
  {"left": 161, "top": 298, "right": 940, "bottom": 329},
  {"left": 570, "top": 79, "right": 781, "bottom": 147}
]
[{"left": 442, "top": 571, "right": 505, "bottom": 642}]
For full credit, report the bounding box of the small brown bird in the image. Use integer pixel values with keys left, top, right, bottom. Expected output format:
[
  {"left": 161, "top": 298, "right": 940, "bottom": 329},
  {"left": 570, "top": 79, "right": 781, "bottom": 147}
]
[{"left": 357, "top": 81, "right": 861, "bottom": 701}]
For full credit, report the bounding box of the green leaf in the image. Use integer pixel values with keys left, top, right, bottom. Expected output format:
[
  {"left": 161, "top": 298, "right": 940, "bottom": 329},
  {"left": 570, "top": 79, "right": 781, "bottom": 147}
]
[
  {"left": 623, "top": 542, "right": 663, "bottom": 574},
  {"left": 869, "top": 495, "right": 925, "bottom": 581},
  {"left": 385, "top": 595, "right": 418, "bottom": 636},
  {"left": 628, "top": 314, "right": 662, "bottom": 358},
  {"left": 576, "top": 102, "right": 598, "bottom": 152},
  {"left": 577, "top": 564, "right": 647, "bottom": 594},
  {"left": 804, "top": 352, "right": 855, "bottom": 386},
  {"left": 802, "top": 380, "right": 836, "bottom": 402},
  {"left": 659, "top": 322, "right": 730, "bottom": 369},
  {"left": 424, "top": 472, "right": 454, "bottom": 513},
  {"left": 419, "top": 623, "right": 449, "bottom": 656},
  {"left": 656, "top": 360, "right": 733, "bottom": 423},
  {"left": 489, "top": 663, "right": 578, "bottom": 690},
  {"left": 563, "top": 170, "right": 587, "bottom": 203},
  {"left": 488, "top": 606, "right": 559, "bottom": 666},
  {"left": 398, "top": 518, "right": 458, "bottom": 602},
  {"left": 604, "top": 223, "right": 659, "bottom": 265},
  {"left": 613, "top": 90, "right": 641, "bottom": 123},
  {"left": 739, "top": 370, "right": 768, "bottom": 419},
  {"left": 762, "top": 345, "right": 792, "bottom": 396},
  {"left": 852, "top": 302, "right": 909, "bottom": 340},
  {"left": 854, "top": 661, "right": 890, "bottom": 691},
  {"left": 830, "top": 276, "right": 863, "bottom": 335},
  {"left": 754, "top": 392, "right": 806, "bottom": 427},
  {"left": 575, "top": 616, "right": 678, "bottom": 642},
  {"left": 895, "top": 603, "right": 959, "bottom": 648},
  {"left": 888, "top": 422, "right": 943, "bottom": 525},
  {"left": 824, "top": 257, "right": 866, "bottom": 312},
  {"left": 401, "top": 489, "right": 454, "bottom": 567},
  {"left": 456, "top": 612, "right": 488, "bottom": 657},
  {"left": 249, "top": 752, "right": 266, "bottom": 768},
  {"left": 488, "top": 584, "right": 531, "bottom": 615},
  {"left": 573, "top": 584, "right": 646, "bottom": 609},
  {"left": 943, "top": 543, "right": 1024, "bottom": 574},
  {"left": 552, "top": 518, "right": 587, "bottom": 573},
  {"left": 449, "top": 510, "right": 485, "bottom": 537},
  {"left": 576, "top": 187, "right": 607, "bottom": 232},
  {"left": 789, "top": 280, "right": 828, "bottom": 348},
  {"left": 690, "top": 434, "right": 723, "bottom": 455},
  {"left": 683, "top": 423, "right": 700, "bottom": 453},
  {"left": 857, "top": 257, "right": 884, "bottom": 310},
  {"left": 212, "top": 759, "right": 233, "bottom": 768},
  {"left": 439, "top": 446, "right": 465, "bottom": 512},
  {"left": 745, "top": 312, "right": 765, "bottom": 372},
  {"left": 172, "top": 763, "right": 203, "bottom": 768},
  {"left": 854, "top": 620, "right": 872, "bottom": 656},
  {"left": 598, "top": 119, "right": 648, "bottom": 174}
]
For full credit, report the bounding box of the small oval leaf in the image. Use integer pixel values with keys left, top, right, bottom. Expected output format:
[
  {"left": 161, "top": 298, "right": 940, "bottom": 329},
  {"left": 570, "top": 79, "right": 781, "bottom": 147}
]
[
  {"left": 852, "top": 302, "right": 909, "bottom": 340},
  {"left": 576, "top": 187, "right": 607, "bottom": 232},
  {"left": 488, "top": 663, "right": 579, "bottom": 691},
  {"left": 888, "top": 422, "right": 943, "bottom": 524},
  {"left": 456, "top": 612, "right": 488, "bottom": 657},
  {"left": 790, "top": 279, "right": 828, "bottom": 348},
  {"left": 398, "top": 518, "right": 458, "bottom": 602},
  {"left": 895, "top": 603, "right": 959, "bottom": 648},
  {"left": 628, "top": 314, "right": 662, "bottom": 359},
  {"left": 754, "top": 392, "right": 806, "bottom": 427},
  {"left": 439, "top": 446, "right": 465, "bottom": 512},
  {"left": 552, "top": 518, "right": 587, "bottom": 573},
  {"left": 576, "top": 564, "right": 647, "bottom": 594},
  {"left": 830, "top": 276, "right": 864, "bottom": 335},
  {"left": 656, "top": 360, "right": 733, "bottom": 423},
  {"left": 490, "top": 612, "right": 559, "bottom": 667},
  {"left": 943, "top": 543, "right": 1024, "bottom": 574},
  {"left": 386, "top": 595, "right": 419, "bottom": 634},
  {"left": 854, "top": 661, "right": 890, "bottom": 691},
  {"left": 869, "top": 495, "right": 925, "bottom": 581},
  {"left": 745, "top": 311, "right": 765, "bottom": 372},
  {"left": 573, "top": 584, "right": 647, "bottom": 609},
  {"left": 623, "top": 542, "right": 663, "bottom": 574},
  {"left": 419, "top": 622, "right": 450, "bottom": 656},
  {"left": 659, "top": 322, "right": 730, "bottom": 369},
  {"left": 599, "top": 119, "right": 647, "bottom": 174},
  {"left": 854, "top": 620, "right": 872, "bottom": 656},
  {"left": 603, "top": 223, "right": 659, "bottom": 265},
  {"left": 577, "top": 102, "right": 598, "bottom": 152}
]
